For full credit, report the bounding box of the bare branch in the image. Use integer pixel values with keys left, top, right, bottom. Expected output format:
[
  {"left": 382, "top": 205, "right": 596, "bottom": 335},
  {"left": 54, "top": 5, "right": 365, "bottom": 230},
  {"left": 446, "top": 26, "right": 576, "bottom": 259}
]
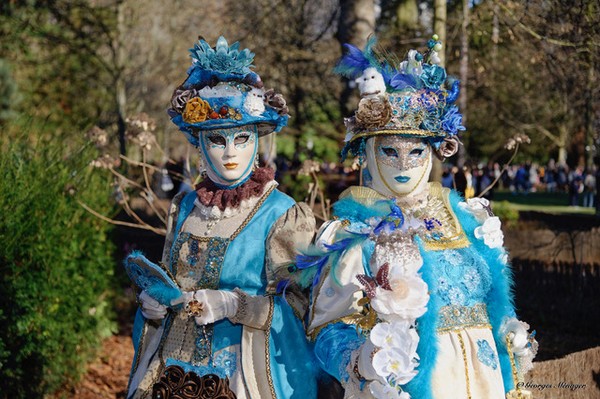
[{"left": 77, "top": 200, "right": 166, "bottom": 236}]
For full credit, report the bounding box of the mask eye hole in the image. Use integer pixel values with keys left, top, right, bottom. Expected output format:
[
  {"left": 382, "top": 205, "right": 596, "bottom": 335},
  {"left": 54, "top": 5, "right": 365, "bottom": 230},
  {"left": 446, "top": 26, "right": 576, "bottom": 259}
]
[
  {"left": 207, "top": 134, "right": 226, "bottom": 146},
  {"left": 409, "top": 148, "right": 425, "bottom": 156},
  {"left": 234, "top": 133, "right": 251, "bottom": 145},
  {"left": 380, "top": 146, "right": 398, "bottom": 158}
]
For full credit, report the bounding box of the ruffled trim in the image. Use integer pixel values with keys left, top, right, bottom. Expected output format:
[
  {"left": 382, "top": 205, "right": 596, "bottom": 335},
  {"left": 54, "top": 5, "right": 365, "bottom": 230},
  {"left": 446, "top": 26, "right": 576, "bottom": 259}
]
[{"left": 194, "top": 167, "right": 276, "bottom": 217}]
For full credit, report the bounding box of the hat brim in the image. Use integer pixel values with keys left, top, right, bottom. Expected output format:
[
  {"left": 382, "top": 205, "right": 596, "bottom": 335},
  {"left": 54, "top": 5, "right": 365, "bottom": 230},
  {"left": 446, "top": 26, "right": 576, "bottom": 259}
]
[{"left": 349, "top": 128, "right": 445, "bottom": 143}]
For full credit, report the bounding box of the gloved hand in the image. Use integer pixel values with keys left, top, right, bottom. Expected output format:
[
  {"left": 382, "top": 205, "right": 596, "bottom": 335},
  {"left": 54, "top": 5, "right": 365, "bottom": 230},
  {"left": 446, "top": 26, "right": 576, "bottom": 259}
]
[
  {"left": 503, "top": 318, "right": 529, "bottom": 355},
  {"left": 184, "top": 289, "right": 239, "bottom": 325},
  {"left": 139, "top": 291, "right": 168, "bottom": 320}
]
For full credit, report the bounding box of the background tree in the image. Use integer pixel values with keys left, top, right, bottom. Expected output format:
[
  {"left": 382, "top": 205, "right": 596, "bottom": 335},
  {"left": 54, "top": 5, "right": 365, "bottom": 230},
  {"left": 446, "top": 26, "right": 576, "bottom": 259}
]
[{"left": 467, "top": 0, "right": 600, "bottom": 168}]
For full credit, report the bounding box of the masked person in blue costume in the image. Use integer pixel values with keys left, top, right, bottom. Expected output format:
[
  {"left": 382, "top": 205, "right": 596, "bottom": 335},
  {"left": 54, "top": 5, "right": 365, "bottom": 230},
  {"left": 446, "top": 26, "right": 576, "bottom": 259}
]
[
  {"left": 125, "top": 36, "right": 318, "bottom": 399},
  {"left": 298, "top": 37, "right": 538, "bottom": 399}
]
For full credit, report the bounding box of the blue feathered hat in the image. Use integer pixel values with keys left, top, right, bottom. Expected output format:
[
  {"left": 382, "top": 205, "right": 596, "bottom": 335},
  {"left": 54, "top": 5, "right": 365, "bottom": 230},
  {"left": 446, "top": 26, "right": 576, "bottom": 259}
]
[
  {"left": 337, "top": 35, "right": 465, "bottom": 161},
  {"left": 168, "top": 36, "right": 289, "bottom": 146}
]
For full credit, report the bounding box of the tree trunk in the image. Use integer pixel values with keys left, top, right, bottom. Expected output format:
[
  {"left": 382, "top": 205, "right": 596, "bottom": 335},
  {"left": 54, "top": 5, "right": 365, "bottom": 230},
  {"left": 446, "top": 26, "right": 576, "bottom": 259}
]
[
  {"left": 430, "top": 0, "right": 447, "bottom": 182},
  {"left": 585, "top": 43, "right": 595, "bottom": 170},
  {"left": 396, "top": 0, "right": 419, "bottom": 30},
  {"left": 336, "top": 0, "right": 376, "bottom": 116},
  {"left": 115, "top": 1, "right": 127, "bottom": 156},
  {"left": 433, "top": 0, "right": 447, "bottom": 66},
  {"left": 558, "top": 126, "right": 568, "bottom": 165},
  {"left": 456, "top": 0, "right": 469, "bottom": 168}
]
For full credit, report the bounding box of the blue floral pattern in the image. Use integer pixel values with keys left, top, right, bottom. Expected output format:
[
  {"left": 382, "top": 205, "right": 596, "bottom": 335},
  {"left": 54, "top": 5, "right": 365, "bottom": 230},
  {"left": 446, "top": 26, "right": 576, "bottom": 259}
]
[
  {"left": 476, "top": 339, "right": 498, "bottom": 370},
  {"left": 429, "top": 247, "right": 492, "bottom": 307},
  {"left": 214, "top": 350, "right": 237, "bottom": 377}
]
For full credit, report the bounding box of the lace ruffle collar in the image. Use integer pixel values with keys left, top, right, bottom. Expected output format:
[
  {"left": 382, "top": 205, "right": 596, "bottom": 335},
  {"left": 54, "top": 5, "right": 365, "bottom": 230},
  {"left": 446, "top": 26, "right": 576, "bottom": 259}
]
[{"left": 194, "top": 167, "right": 276, "bottom": 218}]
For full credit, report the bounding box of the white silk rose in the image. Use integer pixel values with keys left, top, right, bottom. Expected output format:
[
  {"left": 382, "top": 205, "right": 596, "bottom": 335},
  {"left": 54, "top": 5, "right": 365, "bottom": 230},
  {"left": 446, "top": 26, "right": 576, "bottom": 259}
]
[{"left": 370, "top": 274, "right": 429, "bottom": 321}]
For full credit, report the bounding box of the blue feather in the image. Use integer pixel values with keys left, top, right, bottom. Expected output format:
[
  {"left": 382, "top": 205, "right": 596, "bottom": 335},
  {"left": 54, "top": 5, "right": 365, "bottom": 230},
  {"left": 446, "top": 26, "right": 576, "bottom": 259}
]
[
  {"left": 276, "top": 279, "right": 291, "bottom": 305},
  {"left": 296, "top": 254, "right": 329, "bottom": 270},
  {"left": 390, "top": 72, "right": 419, "bottom": 90},
  {"left": 332, "top": 196, "right": 390, "bottom": 222},
  {"left": 323, "top": 237, "right": 356, "bottom": 252},
  {"left": 446, "top": 80, "right": 460, "bottom": 104},
  {"left": 334, "top": 43, "right": 371, "bottom": 79}
]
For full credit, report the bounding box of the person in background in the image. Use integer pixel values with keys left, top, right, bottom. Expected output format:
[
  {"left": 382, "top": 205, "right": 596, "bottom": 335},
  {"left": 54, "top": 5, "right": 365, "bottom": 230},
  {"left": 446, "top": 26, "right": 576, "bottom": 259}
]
[
  {"left": 441, "top": 165, "right": 454, "bottom": 189},
  {"left": 545, "top": 159, "right": 557, "bottom": 193},
  {"left": 568, "top": 166, "right": 584, "bottom": 206},
  {"left": 583, "top": 166, "right": 597, "bottom": 208}
]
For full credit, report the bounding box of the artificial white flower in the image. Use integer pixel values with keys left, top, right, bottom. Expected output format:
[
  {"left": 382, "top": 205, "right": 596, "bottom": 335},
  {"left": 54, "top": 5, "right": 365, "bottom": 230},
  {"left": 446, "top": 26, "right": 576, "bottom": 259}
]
[
  {"left": 370, "top": 320, "right": 411, "bottom": 348},
  {"left": 399, "top": 49, "right": 423, "bottom": 75},
  {"left": 474, "top": 216, "right": 504, "bottom": 248},
  {"left": 370, "top": 321, "right": 420, "bottom": 384},
  {"left": 459, "top": 197, "right": 491, "bottom": 223},
  {"left": 370, "top": 275, "right": 429, "bottom": 320},
  {"left": 372, "top": 347, "right": 419, "bottom": 384},
  {"left": 368, "top": 380, "right": 410, "bottom": 399},
  {"left": 429, "top": 50, "right": 441, "bottom": 65}
]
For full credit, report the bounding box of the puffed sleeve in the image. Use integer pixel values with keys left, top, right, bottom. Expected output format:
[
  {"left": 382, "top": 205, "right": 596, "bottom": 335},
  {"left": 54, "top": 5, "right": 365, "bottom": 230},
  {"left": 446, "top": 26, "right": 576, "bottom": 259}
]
[
  {"left": 307, "top": 220, "right": 366, "bottom": 337},
  {"left": 229, "top": 202, "right": 316, "bottom": 328},
  {"left": 303, "top": 219, "right": 373, "bottom": 389}
]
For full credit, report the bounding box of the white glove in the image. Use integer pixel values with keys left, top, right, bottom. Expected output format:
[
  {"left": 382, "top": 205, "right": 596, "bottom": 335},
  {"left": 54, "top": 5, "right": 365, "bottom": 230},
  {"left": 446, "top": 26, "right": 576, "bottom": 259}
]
[
  {"left": 139, "top": 291, "right": 168, "bottom": 320},
  {"left": 357, "top": 339, "right": 380, "bottom": 381},
  {"left": 184, "top": 289, "right": 239, "bottom": 325},
  {"left": 502, "top": 318, "right": 532, "bottom": 356}
]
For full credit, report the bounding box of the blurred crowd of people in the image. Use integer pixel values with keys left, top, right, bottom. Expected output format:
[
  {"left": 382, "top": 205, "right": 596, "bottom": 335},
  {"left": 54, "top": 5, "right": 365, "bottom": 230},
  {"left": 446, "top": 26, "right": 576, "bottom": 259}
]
[
  {"left": 159, "top": 156, "right": 600, "bottom": 213},
  {"left": 441, "top": 159, "right": 599, "bottom": 209}
]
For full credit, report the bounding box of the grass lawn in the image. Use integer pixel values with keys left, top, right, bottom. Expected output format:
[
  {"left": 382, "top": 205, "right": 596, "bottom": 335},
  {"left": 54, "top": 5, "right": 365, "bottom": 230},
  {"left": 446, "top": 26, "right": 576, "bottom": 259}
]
[{"left": 490, "top": 190, "right": 597, "bottom": 215}]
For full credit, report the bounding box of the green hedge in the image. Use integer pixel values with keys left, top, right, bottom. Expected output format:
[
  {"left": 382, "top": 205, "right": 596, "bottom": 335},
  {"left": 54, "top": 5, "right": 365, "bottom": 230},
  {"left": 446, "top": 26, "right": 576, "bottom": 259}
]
[{"left": 0, "top": 134, "right": 116, "bottom": 397}]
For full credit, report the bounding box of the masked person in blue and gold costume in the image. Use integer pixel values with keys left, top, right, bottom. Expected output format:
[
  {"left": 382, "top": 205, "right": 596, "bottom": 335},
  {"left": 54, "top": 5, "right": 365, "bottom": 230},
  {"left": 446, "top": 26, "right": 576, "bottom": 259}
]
[
  {"left": 296, "top": 37, "right": 538, "bottom": 399},
  {"left": 124, "top": 36, "right": 318, "bottom": 399}
]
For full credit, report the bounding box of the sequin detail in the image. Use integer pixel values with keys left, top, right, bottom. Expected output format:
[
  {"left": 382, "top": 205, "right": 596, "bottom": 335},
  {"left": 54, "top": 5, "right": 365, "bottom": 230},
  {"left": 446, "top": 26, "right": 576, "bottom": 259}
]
[
  {"left": 198, "top": 237, "right": 229, "bottom": 290},
  {"left": 170, "top": 233, "right": 230, "bottom": 364},
  {"left": 437, "top": 303, "right": 490, "bottom": 333},
  {"left": 476, "top": 339, "right": 498, "bottom": 370},
  {"left": 375, "top": 136, "right": 431, "bottom": 170},
  {"left": 166, "top": 350, "right": 237, "bottom": 379}
]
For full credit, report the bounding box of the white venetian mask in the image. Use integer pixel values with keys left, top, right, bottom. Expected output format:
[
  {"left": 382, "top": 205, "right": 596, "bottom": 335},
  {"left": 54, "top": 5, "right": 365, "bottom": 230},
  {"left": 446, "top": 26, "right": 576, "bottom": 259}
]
[
  {"left": 365, "top": 136, "right": 432, "bottom": 197},
  {"left": 199, "top": 126, "right": 258, "bottom": 188}
]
